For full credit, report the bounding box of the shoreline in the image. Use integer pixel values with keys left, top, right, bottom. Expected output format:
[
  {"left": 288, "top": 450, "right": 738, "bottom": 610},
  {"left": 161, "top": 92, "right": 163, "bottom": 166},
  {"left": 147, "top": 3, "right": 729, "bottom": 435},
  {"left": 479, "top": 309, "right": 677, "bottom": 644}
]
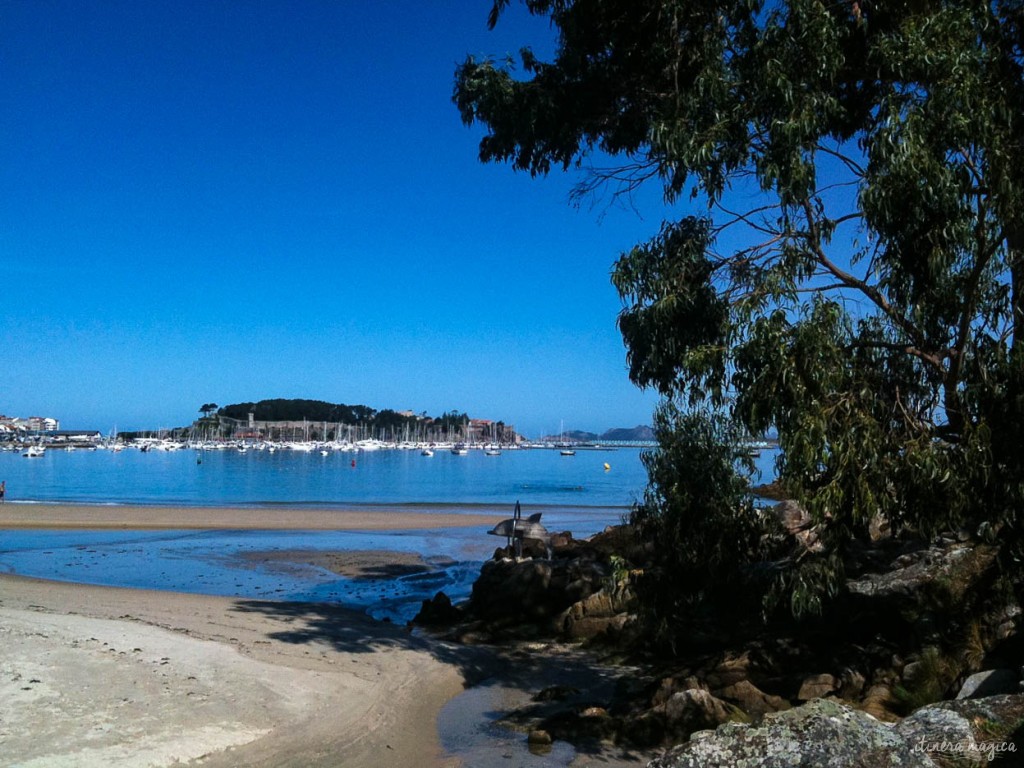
[
  {"left": 0, "top": 572, "right": 466, "bottom": 767},
  {"left": 0, "top": 502, "right": 506, "bottom": 531},
  {"left": 0, "top": 518, "right": 652, "bottom": 767}
]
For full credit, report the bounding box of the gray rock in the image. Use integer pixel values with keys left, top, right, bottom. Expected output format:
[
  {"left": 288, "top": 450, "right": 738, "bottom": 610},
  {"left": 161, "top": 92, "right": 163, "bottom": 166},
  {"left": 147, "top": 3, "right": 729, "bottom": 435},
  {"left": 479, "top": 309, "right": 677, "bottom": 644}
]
[
  {"left": 647, "top": 699, "right": 931, "bottom": 768},
  {"left": 893, "top": 705, "right": 979, "bottom": 764},
  {"left": 956, "top": 669, "right": 1019, "bottom": 699},
  {"left": 847, "top": 545, "right": 974, "bottom": 602},
  {"left": 902, "top": 696, "right": 1024, "bottom": 763},
  {"left": 647, "top": 695, "right": 1024, "bottom": 767}
]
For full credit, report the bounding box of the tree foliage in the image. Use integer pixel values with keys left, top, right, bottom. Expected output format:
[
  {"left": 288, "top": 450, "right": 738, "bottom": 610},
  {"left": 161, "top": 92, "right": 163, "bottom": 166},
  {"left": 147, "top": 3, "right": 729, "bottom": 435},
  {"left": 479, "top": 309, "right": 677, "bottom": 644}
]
[
  {"left": 219, "top": 399, "right": 379, "bottom": 425},
  {"left": 212, "top": 400, "right": 484, "bottom": 440},
  {"left": 456, "top": 0, "right": 1024, "bottom": 642},
  {"left": 632, "top": 404, "right": 786, "bottom": 648}
]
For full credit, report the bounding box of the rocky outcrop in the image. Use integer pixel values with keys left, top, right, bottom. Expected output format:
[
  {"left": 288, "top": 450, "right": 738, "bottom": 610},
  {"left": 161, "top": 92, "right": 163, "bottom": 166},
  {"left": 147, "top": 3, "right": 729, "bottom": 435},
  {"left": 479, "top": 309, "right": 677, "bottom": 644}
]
[
  {"left": 846, "top": 542, "right": 997, "bottom": 611},
  {"left": 467, "top": 556, "right": 609, "bottom": 630},
  {"left": 454, "top": 524, "right": 640, "bottom": 641},
  {"left": 445, "top": 517, "right": 1024, "bottom": 764},
  {"left": 649, "top": 699, "right": 924, "bottom": 768},
  {"left": 411, "top": 591, "right": 462, "bottom": 625},
  {"left": 647, "top": 695, "right": 1024, "bottom": 768},
  {"left": 560, "top": 582, "right": 636, "bottom": 640}
]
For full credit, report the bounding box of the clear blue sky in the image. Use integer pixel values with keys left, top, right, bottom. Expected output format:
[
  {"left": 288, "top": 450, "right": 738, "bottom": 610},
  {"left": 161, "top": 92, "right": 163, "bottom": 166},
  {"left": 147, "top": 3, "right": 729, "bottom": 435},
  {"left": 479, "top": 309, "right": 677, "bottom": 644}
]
[{"left": 1, "top": 0, "right": 667, "bottom": 437}]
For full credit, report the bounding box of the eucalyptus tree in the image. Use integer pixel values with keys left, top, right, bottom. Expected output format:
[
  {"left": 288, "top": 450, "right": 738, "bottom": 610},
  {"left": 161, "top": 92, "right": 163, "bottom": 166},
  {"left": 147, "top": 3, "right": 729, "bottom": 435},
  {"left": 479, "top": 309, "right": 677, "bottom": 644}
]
[{"left": 455, "top": 0, "right": 1024, "bottom": 641}]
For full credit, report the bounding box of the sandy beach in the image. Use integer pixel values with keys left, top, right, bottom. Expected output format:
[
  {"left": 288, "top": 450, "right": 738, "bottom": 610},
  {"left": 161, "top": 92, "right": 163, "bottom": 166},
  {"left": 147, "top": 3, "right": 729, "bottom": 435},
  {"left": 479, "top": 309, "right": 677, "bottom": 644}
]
[
  {"left": 0, "top": 504, "right": 652, "bottom": 768},
  {"left": 0, "top": 571, "right": 475, "bottom": 768},
  {"left": 0, "top": 502, "right": 501, "bottom": 531},
  {"left": 0, "top": 504, "right": 496, "bottom": 767}
]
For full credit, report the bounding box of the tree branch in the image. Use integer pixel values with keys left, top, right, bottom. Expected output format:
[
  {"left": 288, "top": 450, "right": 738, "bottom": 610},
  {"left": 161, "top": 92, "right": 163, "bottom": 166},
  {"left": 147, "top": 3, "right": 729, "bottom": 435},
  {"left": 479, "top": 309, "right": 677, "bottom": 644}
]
[{"left": 799, "top": 199, "right": 945, "bottom": 371}]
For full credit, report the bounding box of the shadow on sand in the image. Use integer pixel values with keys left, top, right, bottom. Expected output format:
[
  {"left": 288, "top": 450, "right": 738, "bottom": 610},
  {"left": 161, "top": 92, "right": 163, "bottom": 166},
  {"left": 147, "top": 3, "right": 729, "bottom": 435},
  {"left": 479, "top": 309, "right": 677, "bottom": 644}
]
[
  {"left": 229, "top": 597, "right": 651, "bottom": 766},
  {"left": 230, "top": 597, "right": 498, "bottom": 684}
]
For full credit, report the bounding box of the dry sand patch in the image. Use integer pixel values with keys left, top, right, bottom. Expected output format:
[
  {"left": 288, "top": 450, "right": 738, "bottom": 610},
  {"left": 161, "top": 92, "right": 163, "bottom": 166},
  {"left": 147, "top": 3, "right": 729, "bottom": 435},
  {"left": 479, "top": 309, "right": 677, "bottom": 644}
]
[{"left": 0, "top": 574, "right": 463, "bottom": 768}]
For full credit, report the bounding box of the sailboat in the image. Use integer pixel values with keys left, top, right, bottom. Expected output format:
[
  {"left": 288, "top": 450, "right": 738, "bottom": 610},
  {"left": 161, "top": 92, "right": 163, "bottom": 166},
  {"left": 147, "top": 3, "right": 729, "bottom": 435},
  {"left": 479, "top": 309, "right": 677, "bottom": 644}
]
[{"left": 558, "top": 420, "right": 575, "bottom": 456}]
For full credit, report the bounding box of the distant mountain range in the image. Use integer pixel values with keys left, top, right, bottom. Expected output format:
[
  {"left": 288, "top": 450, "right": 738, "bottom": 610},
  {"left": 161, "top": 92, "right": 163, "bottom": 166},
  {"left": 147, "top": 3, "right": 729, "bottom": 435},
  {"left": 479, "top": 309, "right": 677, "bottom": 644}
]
[{"left": 540, "top": 425, "right": 655, "bottom": 442}]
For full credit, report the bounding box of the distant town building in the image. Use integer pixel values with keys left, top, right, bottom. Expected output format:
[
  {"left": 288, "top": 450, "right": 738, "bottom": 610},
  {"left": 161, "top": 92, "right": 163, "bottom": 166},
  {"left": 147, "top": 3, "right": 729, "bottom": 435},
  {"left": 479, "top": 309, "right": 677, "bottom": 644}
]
[
  {"left": 0, "top": 415, "right": 60, "bottom": 434},
  {"left": 0, "top": 417, "right": 63, "bottom": 442},
  {"left": 28, "top": 416, "right": 60, "bottom": 432}
]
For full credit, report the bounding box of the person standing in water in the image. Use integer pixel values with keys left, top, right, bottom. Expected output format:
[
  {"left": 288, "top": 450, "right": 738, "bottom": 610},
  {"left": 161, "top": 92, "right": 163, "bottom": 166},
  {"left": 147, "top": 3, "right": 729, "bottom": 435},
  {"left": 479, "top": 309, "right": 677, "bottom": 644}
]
[{"left": 0, "top": 480, "right": 5, "bottom": 503}]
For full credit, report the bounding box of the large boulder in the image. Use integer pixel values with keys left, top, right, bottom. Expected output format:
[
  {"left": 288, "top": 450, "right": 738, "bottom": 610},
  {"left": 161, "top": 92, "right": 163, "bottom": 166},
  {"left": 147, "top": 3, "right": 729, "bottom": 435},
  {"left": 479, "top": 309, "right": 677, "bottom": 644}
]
[
  {"left": 647, "top": 695, "right": 1024, "bottom": 767},
  {"left": 411, "top": 591, "right": 462, "bottom": 626},
  {"left": 647, "top": 699, "right": 929, "bottom": 768},
  {"left": 955, "top": 669, "right": 1019, "bottom": 699},
  {"left": 891, "top": 705, "right": 980, "bottom": 763},
  {"left": 893, "top": 695, "right": 1024, "bottom": 764},
  {"left": 846, "top": 544, "right": 996, "bottom": 610},
  {"left": 468, "top": 556, "right": 608, "bottom": 628}
]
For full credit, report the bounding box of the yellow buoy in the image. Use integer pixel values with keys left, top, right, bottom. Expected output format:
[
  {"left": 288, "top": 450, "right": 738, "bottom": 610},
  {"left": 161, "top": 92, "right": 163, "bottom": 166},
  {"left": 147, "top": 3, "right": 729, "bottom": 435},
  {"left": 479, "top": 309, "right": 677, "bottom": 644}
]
[{"left": 603, "top": 463, "right": 611, "bottom": 471}]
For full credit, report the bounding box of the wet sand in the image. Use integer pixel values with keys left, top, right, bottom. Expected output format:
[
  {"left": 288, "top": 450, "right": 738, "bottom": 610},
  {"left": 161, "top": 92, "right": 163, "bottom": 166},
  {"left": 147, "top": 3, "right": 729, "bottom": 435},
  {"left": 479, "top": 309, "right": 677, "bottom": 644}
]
[
  {"left": 0, "top": 502, "right": 501, "bottom": 530},
  {"left": 240, "top": 548, "right": 443, "bottom": 579}
]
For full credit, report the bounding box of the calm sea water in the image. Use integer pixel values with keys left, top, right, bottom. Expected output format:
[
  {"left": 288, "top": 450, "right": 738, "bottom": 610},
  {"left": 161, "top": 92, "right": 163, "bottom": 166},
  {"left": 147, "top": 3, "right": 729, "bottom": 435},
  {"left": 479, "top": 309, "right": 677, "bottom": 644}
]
[
  {"left": 0, "top": 446, "right": 778, "bottom": 621},
  {"left": 0, "top": 443, "right": 778, "bottom": 508},
  {"left": 0, "top": 444, "right": 778, "bottom": 767},
  {"left": 0, "top": 445, "right": 650, "bottom": 508}
]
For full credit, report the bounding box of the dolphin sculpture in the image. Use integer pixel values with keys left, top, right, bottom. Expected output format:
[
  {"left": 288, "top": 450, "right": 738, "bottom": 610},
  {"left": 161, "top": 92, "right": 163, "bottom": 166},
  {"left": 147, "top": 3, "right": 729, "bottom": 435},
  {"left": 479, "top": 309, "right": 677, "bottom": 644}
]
[{"left": 488, "top": 501, "right": 549, "bottom": 556}]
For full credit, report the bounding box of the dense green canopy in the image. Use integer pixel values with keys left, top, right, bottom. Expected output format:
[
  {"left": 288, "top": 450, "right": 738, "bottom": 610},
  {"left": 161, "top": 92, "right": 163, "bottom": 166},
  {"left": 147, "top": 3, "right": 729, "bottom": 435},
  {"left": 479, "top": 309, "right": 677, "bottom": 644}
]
[{"left": 456, "top": 0, "right": 1024, "bottom": 642}]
